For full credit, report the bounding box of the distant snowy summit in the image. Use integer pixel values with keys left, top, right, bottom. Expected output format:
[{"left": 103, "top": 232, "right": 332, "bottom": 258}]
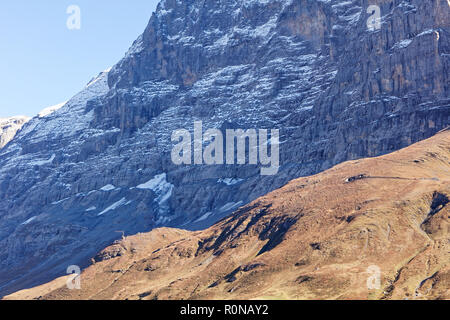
[{"left": 0, "top": 116, "right": 30, "bottom": 149}]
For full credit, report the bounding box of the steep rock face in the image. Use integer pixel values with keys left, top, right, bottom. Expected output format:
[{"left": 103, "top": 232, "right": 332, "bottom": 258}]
[
  {"left": 313, "top": 0, "right": 450, "bottom": 165},
  {"left": 0, "top": 117, "right": 30, "bottom": 149},
  {"left": 0, "top": 0, "right": 449, "bottom": 296}
]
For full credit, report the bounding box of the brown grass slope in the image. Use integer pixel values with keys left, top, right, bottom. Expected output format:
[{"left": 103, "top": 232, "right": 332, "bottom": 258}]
[{"left": 5, "top": 129, "right": 450, "bottom": 300}]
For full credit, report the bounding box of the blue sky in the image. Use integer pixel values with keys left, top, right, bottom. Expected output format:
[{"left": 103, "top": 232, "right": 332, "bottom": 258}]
[{"left": 0, "top": 1, "right": 160, "bottom": 118}]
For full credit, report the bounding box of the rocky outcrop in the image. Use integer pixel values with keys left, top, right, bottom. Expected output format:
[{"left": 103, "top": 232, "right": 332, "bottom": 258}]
[
  {"left": 0, "top": 117, "right": 30, "bottom": 149},
  {"left": 0, "top": 0, "right": 449, "bottom": 296}
]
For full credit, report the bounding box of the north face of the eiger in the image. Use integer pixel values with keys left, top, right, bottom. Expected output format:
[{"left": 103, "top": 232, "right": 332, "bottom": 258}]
[{"left": 0, "top": 0, "right": 448, "bottom": 296}]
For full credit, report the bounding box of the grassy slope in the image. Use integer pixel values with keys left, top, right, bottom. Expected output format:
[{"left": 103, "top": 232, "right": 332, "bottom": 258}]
[{"left": 5, "top": 129, "right": 450, "bottom": 300}]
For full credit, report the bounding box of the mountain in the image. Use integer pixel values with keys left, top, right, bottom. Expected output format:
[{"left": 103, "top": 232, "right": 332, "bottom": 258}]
[
  {"left": 4, "top": 129, "right": 449, "bottom": 300},
  {"left": 0, "top": 116, "right": 30, "bottom": 149},
  {"left": 0, "top": 0, "right": 449, "bottom": 296},
  {"left": 0, "top": 102, "right": 67, "bottom": 150}
]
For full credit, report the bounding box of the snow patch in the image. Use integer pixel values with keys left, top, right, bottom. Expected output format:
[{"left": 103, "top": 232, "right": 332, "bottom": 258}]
[
  {"left": 218, "top": 178, "right": 244, "bottom": 186},
  {"left": 137, "top": 173, "right": 174, "bottom": 206},
  {"left": 100, "top": 184, "right": 116, "bottom": 192},
  {"left": 21, "top": 216, "right": 37, "bottom": 225},
  {"left": 97, "top": 198, "right": 128, "bottom": 216}
]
